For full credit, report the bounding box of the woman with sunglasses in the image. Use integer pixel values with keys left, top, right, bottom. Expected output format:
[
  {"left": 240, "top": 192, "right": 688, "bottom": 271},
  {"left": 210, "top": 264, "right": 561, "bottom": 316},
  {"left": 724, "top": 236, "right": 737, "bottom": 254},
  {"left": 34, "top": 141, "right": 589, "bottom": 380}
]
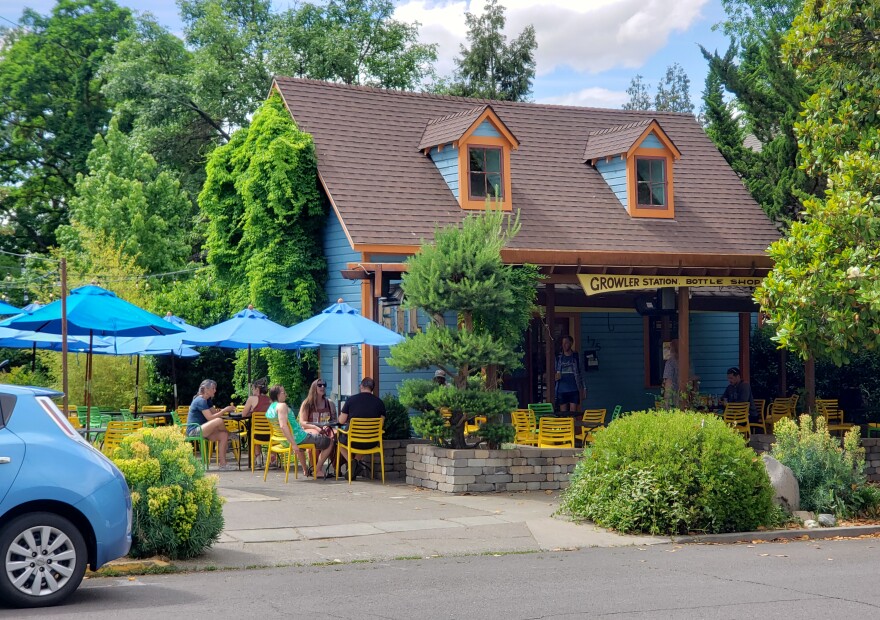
[{"left": 299, "top": 379, "right": 337, "bottom": 427}]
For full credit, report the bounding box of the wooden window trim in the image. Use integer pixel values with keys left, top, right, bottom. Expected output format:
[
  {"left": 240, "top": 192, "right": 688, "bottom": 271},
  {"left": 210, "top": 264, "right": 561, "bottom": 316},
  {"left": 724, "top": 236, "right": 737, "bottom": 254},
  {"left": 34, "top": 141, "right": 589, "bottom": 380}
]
[
  {"left": 634, "top": 156, "right": 668, "bottom": 210},
  {"left": 626, "top": 147, "right": 675, "bottom": 219},
  {"left": 457, "top": 135, "right": 512, "bottom": 211},
  {"left": 467, "top": 145, "right": 504, "bottom": 201}
]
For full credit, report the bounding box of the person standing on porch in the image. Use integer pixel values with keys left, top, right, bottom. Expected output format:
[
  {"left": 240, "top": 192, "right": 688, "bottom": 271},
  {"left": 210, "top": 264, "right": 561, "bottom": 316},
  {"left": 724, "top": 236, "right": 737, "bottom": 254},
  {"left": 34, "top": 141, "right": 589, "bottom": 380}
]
[
  {"left": 663, "top": 340, "right": 680, "bottom": 407},
  {"left": 555, "top": 335, "right": 584, "bottom": 412}
]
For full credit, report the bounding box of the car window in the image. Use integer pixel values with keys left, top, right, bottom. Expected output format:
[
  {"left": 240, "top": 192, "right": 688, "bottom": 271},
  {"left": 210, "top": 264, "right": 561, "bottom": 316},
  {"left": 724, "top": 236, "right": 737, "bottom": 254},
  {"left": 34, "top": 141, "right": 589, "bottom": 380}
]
[{"left": 0, "top": 394, "right": 17, "bottom": 429}]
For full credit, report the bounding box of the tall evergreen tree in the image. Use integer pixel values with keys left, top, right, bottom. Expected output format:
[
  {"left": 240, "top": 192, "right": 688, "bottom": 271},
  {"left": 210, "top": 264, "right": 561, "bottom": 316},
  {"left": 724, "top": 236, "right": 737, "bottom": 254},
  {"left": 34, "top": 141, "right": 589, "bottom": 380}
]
[
  {"left": 701, "top": 64, "right": 746, "bottom": 169},
  {"left": 654, "top": 63, "right": 694, "bottom": 113},
  {"left": 622, "top": 74, "right": 652, "bottom": 110},
  {"left": 439, "top": 0, "right": 537, "bottom": 102}
]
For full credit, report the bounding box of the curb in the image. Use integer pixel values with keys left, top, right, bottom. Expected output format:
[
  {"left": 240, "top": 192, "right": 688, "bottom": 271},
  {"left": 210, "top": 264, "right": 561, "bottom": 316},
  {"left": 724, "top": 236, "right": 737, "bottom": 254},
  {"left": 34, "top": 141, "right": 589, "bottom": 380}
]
[
  {"left": 672, "top": 525, "right": 880, "bottom": 544},
  {"left": 88, "top": 558, "right": 173, "bottom": 576}
]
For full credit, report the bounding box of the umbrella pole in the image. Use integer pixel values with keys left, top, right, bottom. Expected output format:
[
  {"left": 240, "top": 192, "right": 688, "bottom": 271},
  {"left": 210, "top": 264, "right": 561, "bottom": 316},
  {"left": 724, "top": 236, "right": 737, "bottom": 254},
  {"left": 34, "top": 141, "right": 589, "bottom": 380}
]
[
  {"left": 337, "top": 344, "right": 343, "bottom": 414},
  {"left": 171, "top": 354, "right": 178, "bottom": 411},
  {"left": 31, "top": 342, "right": 36, "bottom": 372},
  {"left": 85, "top": 330, "right": 93, "bottom": 430},
  {"left": 247, "top": 344, "right": 252, "bottom": 387},
  {"left": 134, "top": 354, "right": 140, "bottom": 415}
]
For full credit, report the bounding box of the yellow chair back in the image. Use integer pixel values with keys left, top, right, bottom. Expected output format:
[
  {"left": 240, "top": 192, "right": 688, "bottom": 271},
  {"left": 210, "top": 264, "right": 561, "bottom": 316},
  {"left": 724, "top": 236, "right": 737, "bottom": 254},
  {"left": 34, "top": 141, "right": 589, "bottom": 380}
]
[
  {"left": 722, "top": 402, "right": 750, "bottom": 439},
  {"left": 101, "top": 420, "right": 144, "bottom": 456},
  {"left": 336, "top": 417, "right": 385, "bottom": 484},
  {"left": 67, "top": 415, "right": 82, "bottom": 429},
  {"left": 537, "top": 417, "right": 575, "bottom": 448},
  {"left": 250, "top": 410, "right": 273, "bottom": 472},
  {"left": 578, "top": 409, "right": 606, "bottom": 444},
  {"left": 750, "top": 399, "right": 766, "bottom": 434},
  {"left": 511, "top": 409, "right": 537, "bottom": 445}
]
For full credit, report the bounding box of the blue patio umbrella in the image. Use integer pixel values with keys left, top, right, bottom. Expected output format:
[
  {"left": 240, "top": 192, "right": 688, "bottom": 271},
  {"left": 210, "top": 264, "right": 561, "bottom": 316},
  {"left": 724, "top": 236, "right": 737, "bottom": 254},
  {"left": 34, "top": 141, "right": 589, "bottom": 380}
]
[
  {"left": 0, "top": 300, "right": 21, "bottom": 315},
  {"left": 182, "top": 305, "right": 290, "bottom": 385},
  {"left": 114, "top": 313, "right": 202, "bottom": 410},
  {"left": 0, "top": 285, "right": 184, "bottom": 426},
  {"left": 269, "top": 299, "right": 404, "bottom": 404}
]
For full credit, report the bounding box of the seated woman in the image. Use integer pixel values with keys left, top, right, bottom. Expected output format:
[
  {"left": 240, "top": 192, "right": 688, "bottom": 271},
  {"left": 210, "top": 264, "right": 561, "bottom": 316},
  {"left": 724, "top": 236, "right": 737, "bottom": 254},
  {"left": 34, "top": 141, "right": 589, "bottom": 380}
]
[
  {"left": 188, "top": 379, "right": 237, "bottom": 470},
  {"left": 300, "top": 378, "right": 336, "bottom": 425},
  {"left": 266, "top": 384, "right": 334, "bottom": 479},
  {"left": 240, "top": 378, "right": 271, "bottom": 464}
]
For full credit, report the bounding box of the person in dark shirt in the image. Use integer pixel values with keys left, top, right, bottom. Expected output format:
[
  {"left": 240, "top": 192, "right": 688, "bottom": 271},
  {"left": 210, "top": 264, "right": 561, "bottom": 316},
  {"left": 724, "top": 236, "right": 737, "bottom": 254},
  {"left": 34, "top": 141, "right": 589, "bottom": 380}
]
[
  {"left": 188, "top": 379, "right": 237, "bottom": 470},
  {"left": 338, "top": 377, "right": 385, "bottom": 479},
  {"left": 722, "top": 367, "right": 757, "bottom": 421}
]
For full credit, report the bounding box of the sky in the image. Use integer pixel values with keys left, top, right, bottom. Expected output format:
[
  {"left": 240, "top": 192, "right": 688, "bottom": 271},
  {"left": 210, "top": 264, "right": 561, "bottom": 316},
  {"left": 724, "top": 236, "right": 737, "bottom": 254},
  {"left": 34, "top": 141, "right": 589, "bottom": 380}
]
[{"left": 0, "top": 0, "right": 732, "bottom": 110}]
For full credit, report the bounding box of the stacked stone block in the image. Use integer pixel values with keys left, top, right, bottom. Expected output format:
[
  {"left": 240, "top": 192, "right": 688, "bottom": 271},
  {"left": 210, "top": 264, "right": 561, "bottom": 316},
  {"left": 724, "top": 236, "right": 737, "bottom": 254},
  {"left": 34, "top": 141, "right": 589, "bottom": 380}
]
[{"left": 406, "top": 444, "right": 580, "bottom": 493}]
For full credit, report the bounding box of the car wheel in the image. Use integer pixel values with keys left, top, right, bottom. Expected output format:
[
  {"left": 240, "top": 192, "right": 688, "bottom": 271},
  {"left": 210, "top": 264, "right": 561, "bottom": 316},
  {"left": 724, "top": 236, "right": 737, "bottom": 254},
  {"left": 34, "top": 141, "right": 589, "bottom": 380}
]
[{"left": 0, "top": 512, "right": 87, "bottom": 608}]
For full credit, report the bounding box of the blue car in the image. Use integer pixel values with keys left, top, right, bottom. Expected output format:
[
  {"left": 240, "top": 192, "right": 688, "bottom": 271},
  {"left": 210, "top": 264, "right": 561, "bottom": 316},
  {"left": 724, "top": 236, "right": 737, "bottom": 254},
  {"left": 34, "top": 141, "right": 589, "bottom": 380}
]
[{"left": 0, "top": 385, "right": 132, "bottom": 608}]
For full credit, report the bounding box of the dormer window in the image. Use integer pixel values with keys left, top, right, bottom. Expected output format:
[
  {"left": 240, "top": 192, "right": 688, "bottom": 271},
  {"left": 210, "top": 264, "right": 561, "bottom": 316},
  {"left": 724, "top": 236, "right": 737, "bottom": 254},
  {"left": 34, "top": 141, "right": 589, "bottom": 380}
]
[
  {"left": 636, "top": 157, "right": 667, "bottom": 208},
  {"left": 585, "top": 119, "right": 681, "bottom": 219},
  {"left": 419, "top": 105, "right": 519, "bottom": 211},
  {"left": 469, "top": 146, "right": 504, "bottom": 199}
]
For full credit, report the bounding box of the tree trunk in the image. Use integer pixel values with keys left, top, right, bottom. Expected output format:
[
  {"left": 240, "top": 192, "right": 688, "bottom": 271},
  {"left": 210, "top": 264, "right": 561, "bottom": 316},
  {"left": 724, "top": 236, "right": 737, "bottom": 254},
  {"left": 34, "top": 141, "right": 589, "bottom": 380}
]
[{"left": 450, "top": 411, "right": 468, "bottom": 449}]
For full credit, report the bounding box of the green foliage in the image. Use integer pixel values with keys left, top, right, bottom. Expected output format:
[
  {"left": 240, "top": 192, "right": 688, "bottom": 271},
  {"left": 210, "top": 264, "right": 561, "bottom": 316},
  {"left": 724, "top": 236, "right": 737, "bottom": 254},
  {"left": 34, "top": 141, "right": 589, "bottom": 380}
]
[
  {"left": 269, "top": 0, "right": 437, "bottom": 89},
  {"left": 411, "top": 410, "right": 452, "bottom": 447},
  {"left": 478, "top": 422, "right": 515, "bottom": 449},
  {"left": 560, "top": 410, "right": 776, "bottom": 535},
  {"left": 623, "top": 64, "right": 694, "bottom": 113},
  {"left": 757, "top": 0, "right": 880, "bottom": 364},
  {"left": 0, "top": 0, "right": 133, "bottom": 253},
  {"left": 701, "top": 64, "right": 746, "bottom": 168},
  {"left": 434, "top": 0, "right": 536, "bottom": 102},
  {"left": 112, "top": 426, "right": 224, "bottom": 559},
  {"left": 397, "top": 379, "right": 437, "bottom": 414},
  {"left": 717, "top": 0, "right": 804, "bottom": 41},
  {"left": 1, "top": 366, "right": 51, "bottom": 388},
  {"left": 771, "top": 415, "right": 872, "bottom": 516},
  {"left": 201, "top": 92, "right": 326, "bottom": 323},
  {"left": 59, "top": 118, "right": 192, "bottom": 273},
  {"left": 382, "top": 394, "right": 412, "bottom": 440},
  {"left": 426, "top": 385, "right": 518, "bottom": 421}
]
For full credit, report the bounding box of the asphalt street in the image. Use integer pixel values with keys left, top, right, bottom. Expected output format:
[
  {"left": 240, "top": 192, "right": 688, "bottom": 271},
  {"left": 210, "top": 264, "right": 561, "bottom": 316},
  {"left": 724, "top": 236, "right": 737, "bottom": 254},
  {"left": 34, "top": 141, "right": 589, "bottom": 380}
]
[{"left": 7, "top": 537, "right": 879, "bottom": 619}]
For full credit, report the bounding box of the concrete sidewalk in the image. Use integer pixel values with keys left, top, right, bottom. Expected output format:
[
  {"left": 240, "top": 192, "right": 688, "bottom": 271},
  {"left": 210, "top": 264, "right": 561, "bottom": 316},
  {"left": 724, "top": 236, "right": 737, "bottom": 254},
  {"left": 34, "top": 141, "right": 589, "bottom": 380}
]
[{"left": 173, "top": 467, "right": 665, "bottom": 570}]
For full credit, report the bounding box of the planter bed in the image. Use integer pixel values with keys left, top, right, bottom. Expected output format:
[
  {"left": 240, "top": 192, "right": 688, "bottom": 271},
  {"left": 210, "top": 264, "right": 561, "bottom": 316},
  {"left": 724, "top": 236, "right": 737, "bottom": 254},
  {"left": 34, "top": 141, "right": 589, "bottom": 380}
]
[{"left": 406, "top": 443, "right": 581, "bottom": 493}]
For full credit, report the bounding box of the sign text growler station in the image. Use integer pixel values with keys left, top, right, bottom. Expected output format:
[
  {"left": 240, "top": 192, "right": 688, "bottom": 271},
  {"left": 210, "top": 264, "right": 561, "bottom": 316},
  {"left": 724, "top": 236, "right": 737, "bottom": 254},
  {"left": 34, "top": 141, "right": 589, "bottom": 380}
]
[{"left": 577, "top": 274, "right": 763, "bottom": 296}]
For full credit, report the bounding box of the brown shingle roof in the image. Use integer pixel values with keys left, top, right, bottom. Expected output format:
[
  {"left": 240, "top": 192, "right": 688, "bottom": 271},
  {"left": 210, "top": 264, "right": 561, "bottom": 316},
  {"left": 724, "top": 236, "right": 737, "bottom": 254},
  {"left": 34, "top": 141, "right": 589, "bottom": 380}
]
[
  {"left": 418, "top": 105, "right": 487, "bottom": 151},
  {"left": 273, "top": 77, "right": 779, "bottom": 258},
  {"left": 582, "top": 119, "right": 653, "bottom": 161}
]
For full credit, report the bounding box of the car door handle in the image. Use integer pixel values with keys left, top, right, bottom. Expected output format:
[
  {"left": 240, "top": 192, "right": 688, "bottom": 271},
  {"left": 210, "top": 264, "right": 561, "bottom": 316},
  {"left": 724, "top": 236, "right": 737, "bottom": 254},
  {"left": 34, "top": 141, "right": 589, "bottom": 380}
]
[{"left": 0, "top": 457, "right": 11, "bottom": 464}]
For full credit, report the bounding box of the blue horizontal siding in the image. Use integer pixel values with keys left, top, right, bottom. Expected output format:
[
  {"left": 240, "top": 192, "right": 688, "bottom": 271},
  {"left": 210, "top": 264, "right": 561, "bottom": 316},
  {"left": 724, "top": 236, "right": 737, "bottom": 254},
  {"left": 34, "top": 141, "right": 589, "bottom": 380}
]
[
  {"left": 691, "top": 312, "right": 741, "bottom": 397},
  {"left": 580, "top": 312, "right": 649, "bottom": 412},
  {"left": 430, "top": 145, "right": 459, "bottom": 198},
  {"left": 595, "top": 157, "right": 628, "bottom": 209}
]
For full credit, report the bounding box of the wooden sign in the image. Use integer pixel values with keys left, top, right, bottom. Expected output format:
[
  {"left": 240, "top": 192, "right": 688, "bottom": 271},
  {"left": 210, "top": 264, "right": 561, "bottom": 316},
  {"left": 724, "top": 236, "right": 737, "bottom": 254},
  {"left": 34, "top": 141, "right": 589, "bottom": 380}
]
[{"left": 577, "top": 274, "right": 763, "bottom": 296}]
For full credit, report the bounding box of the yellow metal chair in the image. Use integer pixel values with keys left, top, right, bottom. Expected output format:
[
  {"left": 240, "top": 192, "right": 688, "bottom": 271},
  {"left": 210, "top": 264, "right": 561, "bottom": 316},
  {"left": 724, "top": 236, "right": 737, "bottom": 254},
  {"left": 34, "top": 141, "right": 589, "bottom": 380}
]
[
  {"left": 766, "top": 399, "right": 793, "bottom": 432},
  {"left": 335, "top": 417, "right": 385, "bottom": 484},
  {"left": 576, "top": 409, "right": 606, "bottom": 445},
  {"left": 816, "top": 398, "right": 853, "bottom": 435},
  {"left": 749, "top": 399, "right": 767, "bottom": 435},
  {"left": 262, "top": 416, "right": 306, "bottom": 483},
  {"left": 67, "top": 415, "right": 82, "bottom": 429},
  {"left": 250, "top": 411, "right": 273, "bottom": 472},
  {"left": 139, "top": 404, "right": 168, "bottom": 427},
  {"left": 511, "top": 409, "right": 537, "bottom": 446},
  {"left": 537, "top": 417, "right": 575, "bottom": 448},
  {"left": 722, "top": 402, "right": 751, "bottom": 439},
  {"left": 464, "top": 415, "right": 488, "bottom": 436},
  {"left": 101, "top": 420, "right": 144, "bottom": 457}
]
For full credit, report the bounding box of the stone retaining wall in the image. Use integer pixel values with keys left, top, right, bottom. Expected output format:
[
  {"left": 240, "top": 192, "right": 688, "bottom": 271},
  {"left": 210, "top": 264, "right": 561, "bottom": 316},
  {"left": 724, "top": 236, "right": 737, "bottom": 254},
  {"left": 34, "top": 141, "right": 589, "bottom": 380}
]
[
  {"left": 749, "top": 433, "right": 880, "bottom": 482},
  {"left": 406, "top": 443, "right": 580, "bottom": 493},
  {"left": 376, "top": 439, "right": 431, "bottom": 480}
]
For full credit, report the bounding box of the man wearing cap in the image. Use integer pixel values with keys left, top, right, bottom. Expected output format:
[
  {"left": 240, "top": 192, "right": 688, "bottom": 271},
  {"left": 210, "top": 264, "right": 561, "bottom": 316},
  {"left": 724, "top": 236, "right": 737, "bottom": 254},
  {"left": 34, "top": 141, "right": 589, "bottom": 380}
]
[
  {"left": 722, "top": 367, "right": 757, "bottom": 421},
  {"left": 433, "top": 369, "right": 447, "bottom": 386}
]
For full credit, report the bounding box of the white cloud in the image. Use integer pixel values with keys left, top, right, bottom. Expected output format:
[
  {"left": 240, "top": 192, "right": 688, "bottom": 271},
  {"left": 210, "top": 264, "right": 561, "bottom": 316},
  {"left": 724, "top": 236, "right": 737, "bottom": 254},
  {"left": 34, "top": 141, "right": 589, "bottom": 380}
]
[
  {"left": 394, "top": 0, "right": 709, "bottom": 77},
  {"left": 538, "top": 86, "right": 628, "bottom": 108}
]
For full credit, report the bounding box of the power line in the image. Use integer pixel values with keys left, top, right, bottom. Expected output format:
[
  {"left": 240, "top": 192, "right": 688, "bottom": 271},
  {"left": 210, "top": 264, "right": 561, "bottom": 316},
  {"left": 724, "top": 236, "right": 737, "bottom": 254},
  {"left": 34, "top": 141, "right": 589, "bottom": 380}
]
[{"left": 0, "top": 248, "right": 61, "bottom": 263}]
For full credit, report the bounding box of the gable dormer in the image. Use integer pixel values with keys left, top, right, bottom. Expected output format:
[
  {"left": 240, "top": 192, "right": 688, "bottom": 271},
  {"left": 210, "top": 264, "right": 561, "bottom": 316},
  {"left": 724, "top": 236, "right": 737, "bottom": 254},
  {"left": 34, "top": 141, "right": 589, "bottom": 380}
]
[
  {"left": 419, "top": 105, "right": 519, "bottom": 211},
  {"left": 585, "top": 119, "right": 681, "bottom": 219}
]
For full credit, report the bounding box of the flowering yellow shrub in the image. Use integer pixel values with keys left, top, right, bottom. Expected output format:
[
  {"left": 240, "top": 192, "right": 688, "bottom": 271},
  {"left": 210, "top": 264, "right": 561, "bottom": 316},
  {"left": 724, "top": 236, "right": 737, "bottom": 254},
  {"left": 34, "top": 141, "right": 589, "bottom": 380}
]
[{"left": 112, "top": 426, "right": 224, "bottom": 559}]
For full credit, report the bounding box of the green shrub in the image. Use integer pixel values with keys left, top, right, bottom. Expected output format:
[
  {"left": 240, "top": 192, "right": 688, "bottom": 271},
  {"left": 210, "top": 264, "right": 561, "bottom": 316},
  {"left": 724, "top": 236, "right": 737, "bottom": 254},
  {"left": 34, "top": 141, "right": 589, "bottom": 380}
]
[
  {"left": 382, "top": 394, "right": 412, "bottom": 440},
  {"left": 112, "top": 426, "right": 224, "bottom": 559},
  {"left": 771, "top": 415, "right": 872, "bottom": 516},
  {"left": 398, "top": 378, "right": 437, "bottom": 413},
  {"left": 411, "top": 410, "right": 452, "bottom": 447},
  {"left": 560, "top": 410, "right": 776, "bottom": 535},
  {"left": 478, "top": 422, "right": 515, "bottom": 449}
]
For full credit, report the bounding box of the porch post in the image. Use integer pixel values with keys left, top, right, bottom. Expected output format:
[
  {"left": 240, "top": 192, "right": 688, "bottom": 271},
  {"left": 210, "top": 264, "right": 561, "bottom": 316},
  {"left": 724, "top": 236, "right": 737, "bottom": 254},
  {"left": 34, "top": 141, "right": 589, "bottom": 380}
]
[
  {"left": 779, "top": 350, "right": 788, "bottom": 397},
  {"left": 677, "top": 286, "right": 690, "bottom": 396},
  {"left": 805, "top": 353, "right": 815, "bottom": 413},
  {"left": 544, "top": 284, "right": 556, "bottom": 405},
  {"left": 738, "top": 313, "right": 751, "bottom": 382},
  {"left": 361, "top": 277, "right": 380, "bottom": 393}
]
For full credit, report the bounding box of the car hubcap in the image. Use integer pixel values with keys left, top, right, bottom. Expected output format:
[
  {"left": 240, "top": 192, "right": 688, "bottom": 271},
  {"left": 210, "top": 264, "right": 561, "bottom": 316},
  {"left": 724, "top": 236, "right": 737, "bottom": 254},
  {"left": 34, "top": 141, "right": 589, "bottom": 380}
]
[{"left": 6, "top": 525, "right": 77, "bottom": 596}]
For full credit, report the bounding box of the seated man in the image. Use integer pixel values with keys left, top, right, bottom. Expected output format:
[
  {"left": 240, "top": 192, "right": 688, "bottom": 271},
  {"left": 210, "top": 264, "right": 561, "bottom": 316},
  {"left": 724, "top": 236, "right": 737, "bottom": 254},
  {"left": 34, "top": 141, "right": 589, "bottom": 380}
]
[
  {"left": 338, "top": 377, "right": 385, "bottom": 480},
  {"left": 722, "top": 367, "right": 757, "bottom": 421}
]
